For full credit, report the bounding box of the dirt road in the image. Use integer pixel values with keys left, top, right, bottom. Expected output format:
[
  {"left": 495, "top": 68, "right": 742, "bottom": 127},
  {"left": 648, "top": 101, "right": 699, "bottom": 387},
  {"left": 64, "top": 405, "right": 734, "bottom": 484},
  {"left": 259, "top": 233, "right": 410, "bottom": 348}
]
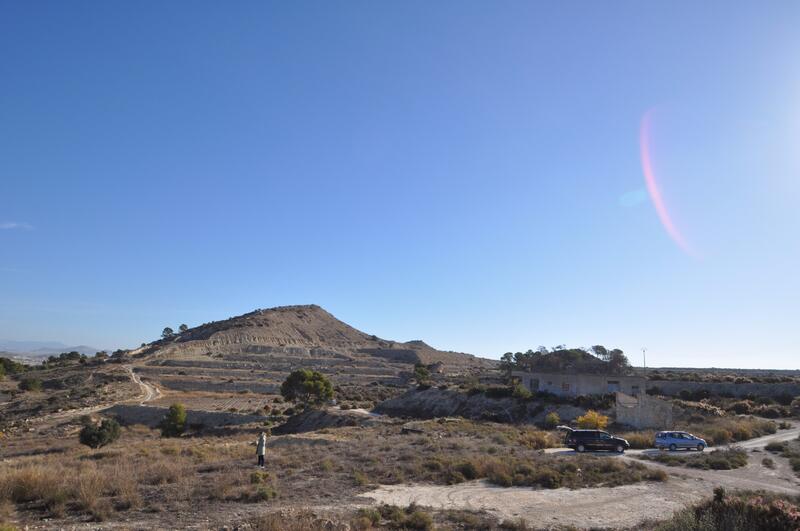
[
  {"left": 24, "top": 365, "right": 161, "bottom": 426},
  {"left": 126, "top": 365, "right": 162, "bottom": 404},
  {"left": 362, "top": 424, "right": 800, "bottom": 528}
]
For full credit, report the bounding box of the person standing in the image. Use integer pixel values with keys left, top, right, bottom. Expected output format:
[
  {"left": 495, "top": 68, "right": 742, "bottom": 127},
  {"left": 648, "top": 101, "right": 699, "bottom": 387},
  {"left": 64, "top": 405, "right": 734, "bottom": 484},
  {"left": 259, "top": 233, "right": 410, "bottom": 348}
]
[{"left": 256, "top": 431, "right": 267, "bottom": 467}]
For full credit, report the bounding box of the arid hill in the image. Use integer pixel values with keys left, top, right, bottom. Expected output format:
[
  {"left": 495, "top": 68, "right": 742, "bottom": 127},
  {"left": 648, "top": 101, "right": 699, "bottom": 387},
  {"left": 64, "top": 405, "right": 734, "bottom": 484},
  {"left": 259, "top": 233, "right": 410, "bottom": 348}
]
[
  {"left": 125, "top": 305, "right": 493, "bottom": 408},
  {"left": 139, "top": 304, "right": 488, "bottom": 368}
]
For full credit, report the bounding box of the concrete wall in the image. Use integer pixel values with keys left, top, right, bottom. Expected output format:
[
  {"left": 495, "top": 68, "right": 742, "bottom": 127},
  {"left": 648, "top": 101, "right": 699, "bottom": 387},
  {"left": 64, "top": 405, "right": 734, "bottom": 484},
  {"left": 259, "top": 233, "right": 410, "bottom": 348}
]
[
  {"left": 649, "top": 379, "right": 800, "bottom": 399},
  {"left": 615, "top": 392, "right": 674, "bottom": 429},
  {"left": 514, "top": 371, "right": 646, "bottom": 397}
]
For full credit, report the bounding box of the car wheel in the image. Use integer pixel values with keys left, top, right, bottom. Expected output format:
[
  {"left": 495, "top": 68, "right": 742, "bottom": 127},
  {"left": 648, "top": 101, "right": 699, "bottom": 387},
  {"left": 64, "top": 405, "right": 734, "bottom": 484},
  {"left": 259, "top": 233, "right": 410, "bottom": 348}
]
[
  {"left": 669, "top": 443, "right": 677, "bottom": 452},
  {"left": 697, "top": 443, "right": 705, "bottom": 452},
  {"left": 616, "top": 444, "right": 624, "bottom": 453},
  {"left": 577, "top": 444, "right": 585, "bottom": 453}
]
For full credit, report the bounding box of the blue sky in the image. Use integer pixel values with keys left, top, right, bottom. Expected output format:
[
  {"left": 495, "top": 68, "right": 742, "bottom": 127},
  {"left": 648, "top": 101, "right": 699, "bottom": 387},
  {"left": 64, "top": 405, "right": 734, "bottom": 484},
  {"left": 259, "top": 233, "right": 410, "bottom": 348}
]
[{"left": 1, "top": 2, "right": 798, "bottom": 368}]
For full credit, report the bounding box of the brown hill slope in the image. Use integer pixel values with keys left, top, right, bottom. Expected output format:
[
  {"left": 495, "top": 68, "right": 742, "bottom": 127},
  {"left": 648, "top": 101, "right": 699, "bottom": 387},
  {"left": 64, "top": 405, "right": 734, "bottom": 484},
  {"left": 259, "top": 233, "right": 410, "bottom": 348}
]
[
  {"left": 128, "top": 305, "right": 492, "bottom": 405},
  {"left": 141, "top": 304, "right": 487, "bottom": 368}
]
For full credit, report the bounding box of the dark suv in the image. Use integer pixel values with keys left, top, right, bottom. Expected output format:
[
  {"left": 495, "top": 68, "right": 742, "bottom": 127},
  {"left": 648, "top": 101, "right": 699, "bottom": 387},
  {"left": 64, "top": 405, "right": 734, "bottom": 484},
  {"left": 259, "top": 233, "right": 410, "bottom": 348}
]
[{"left": 564, "top": 429, "right": 630, "bottom": 453}]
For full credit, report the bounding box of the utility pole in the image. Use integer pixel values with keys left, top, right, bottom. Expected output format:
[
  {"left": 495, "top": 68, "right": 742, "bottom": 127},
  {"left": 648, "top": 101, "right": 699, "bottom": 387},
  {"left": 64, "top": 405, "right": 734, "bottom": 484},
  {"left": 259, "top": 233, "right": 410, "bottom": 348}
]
[
  {"left": 642, "top": 347, "right": 647, "bottom": 374},
  {"left": 641, "top": 347, "right": 647, "bottom": 396}
]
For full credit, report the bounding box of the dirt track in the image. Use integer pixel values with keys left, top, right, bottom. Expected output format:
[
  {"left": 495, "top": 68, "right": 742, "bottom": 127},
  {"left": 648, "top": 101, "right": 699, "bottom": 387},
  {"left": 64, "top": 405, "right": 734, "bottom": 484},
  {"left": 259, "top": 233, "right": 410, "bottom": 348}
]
[
  {"left": 361, "top": 425, "right": 800, "bottom": 528},
  {"left": 127, "top": 365, "right": 162, "bottom": 404}
]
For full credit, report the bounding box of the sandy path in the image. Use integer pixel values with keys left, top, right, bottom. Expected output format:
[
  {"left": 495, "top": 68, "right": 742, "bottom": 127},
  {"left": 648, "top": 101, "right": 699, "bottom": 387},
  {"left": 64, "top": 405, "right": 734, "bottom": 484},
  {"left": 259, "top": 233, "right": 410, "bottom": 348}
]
[
  {"left": 361, "top": 424, "right": 800, "bottom": 528},
  {"left": 361, "top": 478, "right": 709, "bottom": 528},
  {"left": 21, "top": 365, "right": 161, "bottom": 426},
  {"left": 126, "top": 365, "right": 162, "bottom": 404}
]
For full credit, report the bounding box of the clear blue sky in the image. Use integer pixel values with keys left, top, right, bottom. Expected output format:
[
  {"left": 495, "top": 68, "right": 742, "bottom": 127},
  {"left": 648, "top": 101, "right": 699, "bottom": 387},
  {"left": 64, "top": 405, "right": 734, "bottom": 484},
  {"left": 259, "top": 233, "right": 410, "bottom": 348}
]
[{"left": 1, "top": 2, "right": 798, "bottom": 369}]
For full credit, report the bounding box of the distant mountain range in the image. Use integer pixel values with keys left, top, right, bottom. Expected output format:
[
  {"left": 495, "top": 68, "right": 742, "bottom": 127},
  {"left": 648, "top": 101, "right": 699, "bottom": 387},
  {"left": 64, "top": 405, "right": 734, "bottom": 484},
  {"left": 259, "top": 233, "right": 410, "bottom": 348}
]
[{"left": 0, "top": 340, "right": 100, "bottom": 358}]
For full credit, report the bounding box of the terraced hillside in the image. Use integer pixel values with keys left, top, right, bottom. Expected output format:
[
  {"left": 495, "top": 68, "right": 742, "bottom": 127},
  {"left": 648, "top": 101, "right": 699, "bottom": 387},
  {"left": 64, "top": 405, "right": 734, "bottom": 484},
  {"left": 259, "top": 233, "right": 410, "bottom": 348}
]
[{"left": 129, "top": 305, "right": 493, "bottom": 414}]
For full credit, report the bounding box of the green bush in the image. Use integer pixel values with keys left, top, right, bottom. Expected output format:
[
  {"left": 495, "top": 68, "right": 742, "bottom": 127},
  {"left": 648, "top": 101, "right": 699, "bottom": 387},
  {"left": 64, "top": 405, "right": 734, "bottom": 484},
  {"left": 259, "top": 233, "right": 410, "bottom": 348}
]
[
  {"left": 413, "top": 363, "right": 431, "bottom": 384},
  {"left": 78, "top": 419, "right": 121, "bottom": 449},
  {"left": 280, "top": 369, "right": 334, "bottom": 407},
  {"left": 512, "top": 383, "right": 532, "bottom": 401},
  {"left": 355, "top": 507, "right": 381, "bottom": 525},
  {"left": 0, "top": 357, "right": 27, "bottom": 375},
  {"left": 543, "top": 411, "right": 560, "bottom": 429},
  {"left": 159, "top": 403, "right": 187, "bottom": 437},
  {"left": 19, "top": 378, "right": 42, "bottom": 392}
]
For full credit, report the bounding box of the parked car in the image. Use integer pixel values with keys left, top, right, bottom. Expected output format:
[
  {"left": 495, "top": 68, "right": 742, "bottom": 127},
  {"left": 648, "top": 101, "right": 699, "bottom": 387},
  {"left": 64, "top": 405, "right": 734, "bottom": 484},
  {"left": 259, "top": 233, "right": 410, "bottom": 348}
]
[
  {"left": 655, "top": 431, "right": 706, "bottom": 451},
  {"left": 563, "top": 429, "right": 630, "bottom": 453}
]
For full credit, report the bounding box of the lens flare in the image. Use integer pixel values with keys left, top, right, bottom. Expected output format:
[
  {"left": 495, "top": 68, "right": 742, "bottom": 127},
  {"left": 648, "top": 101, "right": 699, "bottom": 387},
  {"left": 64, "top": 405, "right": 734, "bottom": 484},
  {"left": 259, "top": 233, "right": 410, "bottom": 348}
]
[{"left": 640, "top": 109, "right": 695, "bottom": 256}]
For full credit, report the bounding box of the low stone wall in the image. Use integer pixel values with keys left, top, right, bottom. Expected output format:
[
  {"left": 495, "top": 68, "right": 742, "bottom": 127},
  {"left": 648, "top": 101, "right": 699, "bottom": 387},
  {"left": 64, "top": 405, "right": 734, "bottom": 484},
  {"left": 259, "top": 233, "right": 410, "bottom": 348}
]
[
  {"left": 103, "top": 404, "right": 266, "bottom": 428},
  {"left": 649, "top": 380, "right": 800, "bottom": 398}
]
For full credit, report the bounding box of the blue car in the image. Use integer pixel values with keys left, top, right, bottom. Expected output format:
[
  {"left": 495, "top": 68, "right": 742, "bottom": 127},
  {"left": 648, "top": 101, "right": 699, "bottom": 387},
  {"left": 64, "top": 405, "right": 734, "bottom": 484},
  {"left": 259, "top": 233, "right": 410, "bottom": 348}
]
[{"left": 655, "top": 431, "right": 707, "bottom": 451}]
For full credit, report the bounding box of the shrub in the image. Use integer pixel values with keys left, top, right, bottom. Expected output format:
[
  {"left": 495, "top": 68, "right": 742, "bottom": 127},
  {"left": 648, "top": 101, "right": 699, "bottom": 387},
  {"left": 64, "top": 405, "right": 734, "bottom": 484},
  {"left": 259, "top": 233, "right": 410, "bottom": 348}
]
[
  {"left": 280, "top": 370, "right": 334, "bottom": 407},
  {"left": 19, "top": 378, "right": 42, "bottom": 392},
  {"left": 621, "top": 431, "right": 655, "bottom": 450},
  {"left": 774, "top": 394, "right": 794, "bottom": 406},
  {"left": 466, "top": 384, "right": 486, "bottom": 396},
  {"left": 704, "top": 428, "right": 732, "bottom": 446},
  {"left": 653, "top": 490, "right": 800, "bottom": 530},
  {"left": 543, "top": 412, "right": 560, "bottom": 429},
  {"left": 455, "top": 461, "right": 479, "bottom": 480},
  {"left": 576, "top": 410, "right": 608, "bottom": 429},
  {"left": 413, "top": 364, "right": 431, "bottom": 384},
  {"left": 762, "top": 457, "right": 775, "bottom": 469},
  {"left": 79, "top": 419, "right": 121, "bottom": 449},
  {"left": 159, "top": 403, "right": 187, "bottom": 437},
  {"left": 765, "top": 441, "right": 786, "bottom": 453},
  {"left": 729, "top": 401, "right": 752, "bottom": 415},
  {"left": 512, "top": 383, "right": 532, "bottom": 401},
  {"left": 485, "top": 386, "right": 514, "bottom": 399},
  {"left": 405, "top": 509, "right": 433, "bottom": 530},
  {"left": 640, "top": 449, "right": 748, "bottom": 471},
  {"left": 355, "top": 507, "right": 381, "bottom": 526}
]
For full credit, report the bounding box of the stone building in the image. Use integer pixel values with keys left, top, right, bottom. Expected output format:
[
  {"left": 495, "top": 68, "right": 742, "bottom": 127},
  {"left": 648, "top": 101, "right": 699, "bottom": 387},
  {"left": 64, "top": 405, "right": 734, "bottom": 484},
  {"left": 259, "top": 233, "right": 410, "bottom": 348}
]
[
  {"left": 615, "top": 391, "right": 674, "bottom": 429},
  {"left": 513, "top": 370, "right": 646, "bottom": 397}
]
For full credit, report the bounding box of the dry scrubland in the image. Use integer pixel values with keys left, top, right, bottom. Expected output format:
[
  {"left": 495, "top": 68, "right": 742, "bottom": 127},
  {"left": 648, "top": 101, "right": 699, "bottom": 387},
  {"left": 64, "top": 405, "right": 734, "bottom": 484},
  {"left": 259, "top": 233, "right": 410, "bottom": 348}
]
[
  {"left": 2, "top": 308, "right": 800, "bottom": 530},
  {"left": 0, "top": 419, "right": 667, "bottom": 529},
  {"left": 618, "top": 416, "right": 779, "bottom": 449}
]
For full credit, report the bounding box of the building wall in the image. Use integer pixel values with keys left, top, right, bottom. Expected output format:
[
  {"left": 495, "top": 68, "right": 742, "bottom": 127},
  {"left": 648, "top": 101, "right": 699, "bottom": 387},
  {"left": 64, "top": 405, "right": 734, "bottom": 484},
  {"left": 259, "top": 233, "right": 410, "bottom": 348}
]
[
  {"left": 514, "top": 371, "right": 646, "bottom": 397},
  {"left": 615, "top": 392, "right": 674, "bottom": 429},
  {"left": 648, "top": 379, "right": 800, "bottom": 399}
]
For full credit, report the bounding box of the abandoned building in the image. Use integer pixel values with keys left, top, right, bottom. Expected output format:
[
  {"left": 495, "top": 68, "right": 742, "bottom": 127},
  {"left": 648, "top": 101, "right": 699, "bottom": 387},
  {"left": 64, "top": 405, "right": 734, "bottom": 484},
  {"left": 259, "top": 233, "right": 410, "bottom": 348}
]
[
  {"left": 513, "top": 370, "right": 646, "bottom": 397},
  {"left": 615, "top": 391, "right": 674, "bottom": 429}
]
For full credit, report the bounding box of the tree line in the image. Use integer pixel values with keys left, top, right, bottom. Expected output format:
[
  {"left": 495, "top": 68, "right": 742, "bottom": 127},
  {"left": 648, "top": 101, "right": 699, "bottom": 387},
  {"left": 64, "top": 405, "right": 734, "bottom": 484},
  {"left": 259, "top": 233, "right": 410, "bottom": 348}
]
[{"left": 500, "top": 345, "right": 632, "bottom": 376}]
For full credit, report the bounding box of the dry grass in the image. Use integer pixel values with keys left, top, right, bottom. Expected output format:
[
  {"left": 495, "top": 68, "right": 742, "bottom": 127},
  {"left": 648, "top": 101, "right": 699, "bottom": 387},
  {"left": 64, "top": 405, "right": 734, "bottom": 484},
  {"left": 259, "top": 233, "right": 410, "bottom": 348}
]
[
  {"left": 638, "top": 449, "right": 749, "bottom": 470},
  {"left": 619, "top": 417, "right": 776, "bottom": 450},
  {"left": 0, "top": 417, "right": 666, "bottom": 527}
]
